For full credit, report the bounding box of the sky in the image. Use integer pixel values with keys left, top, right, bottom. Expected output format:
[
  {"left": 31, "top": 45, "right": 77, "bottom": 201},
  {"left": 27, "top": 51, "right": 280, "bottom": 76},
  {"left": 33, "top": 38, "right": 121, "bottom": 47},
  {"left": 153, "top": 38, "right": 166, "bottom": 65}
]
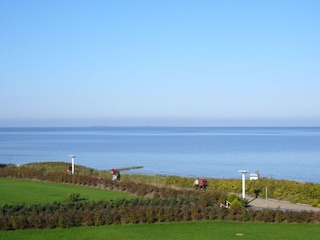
[{"left": 0, "top": 0, "right": 319, "bottom": 127}]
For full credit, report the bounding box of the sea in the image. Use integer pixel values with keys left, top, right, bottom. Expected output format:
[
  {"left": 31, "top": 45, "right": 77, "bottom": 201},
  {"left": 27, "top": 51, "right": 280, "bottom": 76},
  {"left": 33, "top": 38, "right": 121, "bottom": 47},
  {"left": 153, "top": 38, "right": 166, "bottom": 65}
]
[{"left": 0, "top": 127, "right": 319, "bottom": 183}]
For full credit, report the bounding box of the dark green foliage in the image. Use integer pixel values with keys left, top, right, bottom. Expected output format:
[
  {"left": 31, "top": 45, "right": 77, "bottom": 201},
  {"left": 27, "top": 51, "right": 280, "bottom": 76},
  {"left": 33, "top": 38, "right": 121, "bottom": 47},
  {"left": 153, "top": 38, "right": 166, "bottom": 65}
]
[
  {"left": 254, "top": 187, "right": 261, "bottom": 198},
  {"left": 1, "top": 193, "right": 319, "bottom": 230}
]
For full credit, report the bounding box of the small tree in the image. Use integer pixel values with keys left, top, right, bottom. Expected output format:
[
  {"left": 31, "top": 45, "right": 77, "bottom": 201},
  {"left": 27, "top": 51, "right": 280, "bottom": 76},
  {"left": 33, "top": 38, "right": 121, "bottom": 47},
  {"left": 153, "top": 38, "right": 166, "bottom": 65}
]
[{"left": 254, "top": 187, "right": 261, "bottom": 198}]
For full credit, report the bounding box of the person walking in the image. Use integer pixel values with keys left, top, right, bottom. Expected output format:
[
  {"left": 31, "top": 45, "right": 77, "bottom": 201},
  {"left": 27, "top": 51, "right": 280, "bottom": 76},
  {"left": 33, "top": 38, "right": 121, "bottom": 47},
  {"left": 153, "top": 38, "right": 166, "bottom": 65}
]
[
  {"left": 193, "top": 178, "right": 199, "bottom": 189},
  {"left": 200, "top": 177, "right": 205, "bottom": 190},
  {"left": 111, "top": 168, "right": 117, "bottom": 181}
]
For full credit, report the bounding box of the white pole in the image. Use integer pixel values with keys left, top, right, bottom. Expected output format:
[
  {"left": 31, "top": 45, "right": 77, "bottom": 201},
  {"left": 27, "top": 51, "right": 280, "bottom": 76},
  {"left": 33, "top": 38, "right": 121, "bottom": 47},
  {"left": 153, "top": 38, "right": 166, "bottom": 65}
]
[
  {"left": 266, "top": 187, "right": 268, "bottom": 208},
  {"left": 70, "top": 155, "right": 77, "bottom": 175},
  {"left": 72, "top": 157, "right": 74, "bottom": 174},
  {"left": 242, "top": 173, "right": 245, "bottom": 198},
  {"left": 239, "top": 170, "right": 248, "bottom": 199}
]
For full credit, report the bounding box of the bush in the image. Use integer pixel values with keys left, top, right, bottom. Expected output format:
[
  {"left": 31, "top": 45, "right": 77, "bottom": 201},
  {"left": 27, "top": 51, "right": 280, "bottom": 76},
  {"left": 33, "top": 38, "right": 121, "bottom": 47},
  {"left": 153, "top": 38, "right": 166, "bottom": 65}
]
[
  {"left": 227, "top": 194, "right": 238, "bottom": 203},
  {"left": 65, "top": 193, "right": 81, "bottom": 202},
  {"left": 230, "top": 199, "right": 242, "bottom": 209}
]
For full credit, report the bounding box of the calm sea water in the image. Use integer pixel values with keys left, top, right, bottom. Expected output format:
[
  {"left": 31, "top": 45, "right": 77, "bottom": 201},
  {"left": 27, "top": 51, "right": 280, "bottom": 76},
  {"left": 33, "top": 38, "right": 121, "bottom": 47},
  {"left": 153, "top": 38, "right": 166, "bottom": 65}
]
[{"left": 0, "top": 127, "right": 319, "bottom": 183}]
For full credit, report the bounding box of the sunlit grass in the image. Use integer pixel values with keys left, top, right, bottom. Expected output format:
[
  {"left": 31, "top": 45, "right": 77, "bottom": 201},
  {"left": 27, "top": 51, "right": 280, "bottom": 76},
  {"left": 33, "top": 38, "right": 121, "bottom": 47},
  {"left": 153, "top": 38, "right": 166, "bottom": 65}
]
[{"left": 0, "top": 178, "right": 134, "bottom": 206}]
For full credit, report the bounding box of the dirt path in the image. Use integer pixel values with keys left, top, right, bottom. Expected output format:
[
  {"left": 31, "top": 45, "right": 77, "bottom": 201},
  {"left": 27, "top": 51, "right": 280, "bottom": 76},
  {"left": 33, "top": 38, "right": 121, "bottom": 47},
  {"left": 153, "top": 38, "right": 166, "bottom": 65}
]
[{"left": 247, "top": 197, "right": 320, "bottom": 212}]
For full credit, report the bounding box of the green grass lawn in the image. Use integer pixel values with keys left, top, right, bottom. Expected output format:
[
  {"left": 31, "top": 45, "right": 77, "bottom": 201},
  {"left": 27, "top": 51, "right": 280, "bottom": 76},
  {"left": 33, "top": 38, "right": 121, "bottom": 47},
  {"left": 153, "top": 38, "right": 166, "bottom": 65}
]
[
  {"left": 0, "top": 178, "right": 133, "bottom": 206},
  {"left": 1, "top": 221, "right": 320, "bottom": 240}
]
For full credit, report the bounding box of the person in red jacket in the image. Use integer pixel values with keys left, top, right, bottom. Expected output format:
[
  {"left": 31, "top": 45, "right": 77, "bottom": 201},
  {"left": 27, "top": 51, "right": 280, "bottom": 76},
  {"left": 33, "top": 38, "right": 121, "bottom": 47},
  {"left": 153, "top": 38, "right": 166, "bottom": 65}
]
[
  {"left": 111, "top": 168, "right": 117, "bottom": 181},
  {"left": 199, "top": 177, "right": 205, "bottom": 190},
  {"left": 200, "top": 177, "right": 207, "bottom": 190}
]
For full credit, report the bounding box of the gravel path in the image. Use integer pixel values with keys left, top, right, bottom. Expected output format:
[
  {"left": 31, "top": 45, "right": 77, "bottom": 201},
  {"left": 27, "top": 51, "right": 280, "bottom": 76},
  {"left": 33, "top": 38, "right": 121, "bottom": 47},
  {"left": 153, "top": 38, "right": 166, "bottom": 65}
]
[{"left": 247, "top": 197, "right": 320, "bottom": 212}]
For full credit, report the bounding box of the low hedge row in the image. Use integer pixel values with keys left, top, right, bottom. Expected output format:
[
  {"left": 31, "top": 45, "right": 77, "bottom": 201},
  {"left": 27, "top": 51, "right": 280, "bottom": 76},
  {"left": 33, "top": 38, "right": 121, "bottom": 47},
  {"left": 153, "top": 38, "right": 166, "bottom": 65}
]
[{"left": 1, "top": 195, "right": 319, "bottom": 230}]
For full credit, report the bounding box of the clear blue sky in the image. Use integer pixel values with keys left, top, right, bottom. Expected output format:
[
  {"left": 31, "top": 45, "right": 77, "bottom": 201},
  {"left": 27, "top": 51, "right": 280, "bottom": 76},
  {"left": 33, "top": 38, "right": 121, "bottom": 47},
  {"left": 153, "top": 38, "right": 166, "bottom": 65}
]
[{"left": 1, "top": 0, "right": 319, "bottom": 126}]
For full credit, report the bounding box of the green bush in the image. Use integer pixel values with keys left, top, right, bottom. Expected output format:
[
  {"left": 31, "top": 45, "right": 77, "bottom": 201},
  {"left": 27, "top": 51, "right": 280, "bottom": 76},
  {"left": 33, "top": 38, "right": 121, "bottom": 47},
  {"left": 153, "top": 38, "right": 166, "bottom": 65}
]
[
  {"left": 231, "top": 199, "right": 242, "bottom": 209},
  {"left": 227, "top": 194, "right": 238, "bottom": 203},
  {"left": 65, "top": 193, "right": 81, "bottom": 202}
]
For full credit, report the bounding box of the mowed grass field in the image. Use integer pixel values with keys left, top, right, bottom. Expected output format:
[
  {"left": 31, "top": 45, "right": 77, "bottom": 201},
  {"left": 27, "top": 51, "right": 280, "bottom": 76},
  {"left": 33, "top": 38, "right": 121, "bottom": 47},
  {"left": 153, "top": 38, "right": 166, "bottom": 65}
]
[
  {"left": 0, "top": 178, "right": 133, "bottom": 206},
  {"left": 1, "top": 221, "right": 320, "bottom": 240},
  {"left": 1, "top": 177, "right": 320, "bottom": 240}
]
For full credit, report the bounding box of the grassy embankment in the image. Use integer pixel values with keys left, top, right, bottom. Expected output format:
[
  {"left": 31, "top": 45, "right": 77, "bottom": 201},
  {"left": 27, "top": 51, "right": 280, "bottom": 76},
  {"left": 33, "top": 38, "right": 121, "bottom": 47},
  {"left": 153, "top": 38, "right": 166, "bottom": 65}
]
[
  {"left": 14, "top": 161, "right": 320, "bottom": 207},
  {"left": 1, "top": 162, "right": 320, "bottom": 240}
]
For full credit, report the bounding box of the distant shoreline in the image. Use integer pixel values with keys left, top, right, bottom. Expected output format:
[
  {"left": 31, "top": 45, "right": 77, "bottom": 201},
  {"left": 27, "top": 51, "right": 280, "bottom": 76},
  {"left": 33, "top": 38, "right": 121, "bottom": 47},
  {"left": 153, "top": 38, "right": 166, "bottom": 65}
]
[{"left": 1, "top": 127, "right": 319, "bottom": 183}]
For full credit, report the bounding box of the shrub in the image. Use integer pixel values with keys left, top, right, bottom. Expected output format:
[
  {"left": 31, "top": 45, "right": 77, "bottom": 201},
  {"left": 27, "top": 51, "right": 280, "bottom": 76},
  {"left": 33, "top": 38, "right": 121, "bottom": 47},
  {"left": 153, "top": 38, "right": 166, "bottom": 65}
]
[
  {"left": 227, "top": 194, "right": 238, "bottom": 203},
  {"left": 230, "top": 198, "right": 242, "bottom": 209},
  {"left": 65, "top": 193, "right": 81, "bottom": 202}
]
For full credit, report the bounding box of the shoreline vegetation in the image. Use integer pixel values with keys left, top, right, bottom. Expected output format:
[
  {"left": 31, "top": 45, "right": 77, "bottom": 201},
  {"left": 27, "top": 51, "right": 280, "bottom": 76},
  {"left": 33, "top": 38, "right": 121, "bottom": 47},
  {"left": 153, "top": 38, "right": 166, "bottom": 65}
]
[
  {"left": 0, "top": 161, "right": 320, "bottom": 231},
  {"left": 5, "top": 161, "right": 319, "bottom": 207}
]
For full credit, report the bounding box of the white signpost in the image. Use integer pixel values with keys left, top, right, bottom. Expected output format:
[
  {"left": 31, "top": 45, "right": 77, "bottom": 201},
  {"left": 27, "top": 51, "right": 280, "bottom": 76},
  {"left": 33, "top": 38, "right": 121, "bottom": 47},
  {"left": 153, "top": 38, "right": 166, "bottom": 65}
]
[{"left": 69, "top": 155, "right": 77, "bottom": 175}]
